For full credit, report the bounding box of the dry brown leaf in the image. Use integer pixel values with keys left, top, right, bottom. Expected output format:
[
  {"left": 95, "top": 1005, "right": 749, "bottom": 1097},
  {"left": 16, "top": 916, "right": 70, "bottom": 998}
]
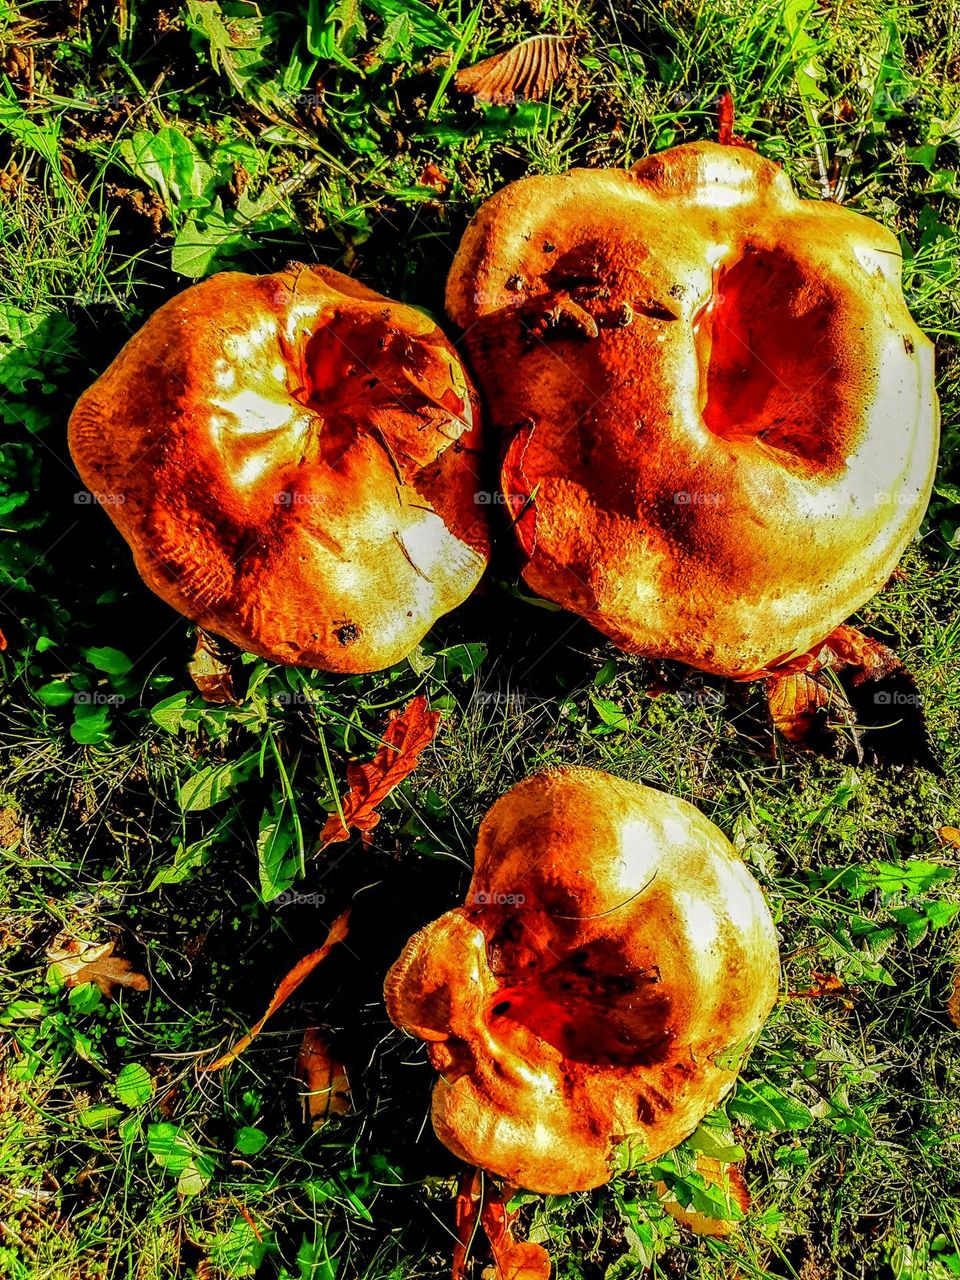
[
  {"left": 656, "top": 1155, "right": 750, "bottom": 1238},
  {"left": 453, "top": 1169, "right": 551, "bottom": 1280},
  {"left": 937, "top": 826, "right": 960, "bottom": 851},
  {"left": 297, "top": 1026, "right": 351, "bottom": 1128},
  {"left": 948, "top": 965, "right": 960, "bottom": 1029},
  {"left": 188, "top": 628, "right": 237, "bottom": 704},
  {"left": 765, "top": 669, "right": 849, "bottom": 749},
  {"left": 763, "top": 624, "right": 937, "bottom": 769},
  {"left": 0, "top": 806, "right": 22, "bottom": 850},
  {"left": 46, "top": 939, "right": 148, "bottom": 999},
  {"left": 204, "top": 910, "right": 350, "bottom": 1071},
  {"left": 454, "top": 35, "right": 574, "bottom": 106},
  {"left": 319, "top": 696, "right": 441, "bottom": 850}
]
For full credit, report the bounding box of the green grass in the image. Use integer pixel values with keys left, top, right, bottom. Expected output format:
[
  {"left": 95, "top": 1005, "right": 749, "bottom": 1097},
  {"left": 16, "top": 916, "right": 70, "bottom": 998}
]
[{"left": 2, "top": 0, "right": 960, "bottom": 1276}]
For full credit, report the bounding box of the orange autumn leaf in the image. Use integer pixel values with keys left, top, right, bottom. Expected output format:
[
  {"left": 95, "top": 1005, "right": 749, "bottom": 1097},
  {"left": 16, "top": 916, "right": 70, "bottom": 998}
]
[
  {"left": 238, "top": 1205, "right": 262, "bottom": 1242},
  {"left": 453, "top": 1169, "right": 551, "bottom": 1280},
  {"left": 787, "top": 971, "right": 847, "bottom": 1000},
  {"left": 762, "top": 624, "right": 936, "bottom": 769},
  {"left": 948, "top": 965, "right": 960, "bottom": 1030},
  {"left": 938, "top": 826, "right": 960, "bottom": 851},
  {"left": 319, "top": 696, "right": 441, "bottom": 849},
  {"left": 297, "top": 1026, "right": 352, "bottom": 1129},
  {"left": 419, "top": 162, "right": 450, "bottom": 192},
  {"left": 204, "top": 911, "right": 350, "bottom": 1071},
  {"left": 656, "top": 1155, "right": 750, "bottom": 1238},
  {"left": 765, "top": 668, "right": 852, "bottom": 749}
]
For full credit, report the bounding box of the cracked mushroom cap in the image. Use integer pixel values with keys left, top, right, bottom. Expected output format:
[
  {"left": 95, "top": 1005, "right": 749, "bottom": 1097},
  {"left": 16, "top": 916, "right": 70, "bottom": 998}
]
[
  {"left": 385, "top": 767, "right": 780, "bottom": 1193},
  {"left": 446, "top": 141, "right": 939, "bottom": 678},
  {"left": 69, "top": 264, "right": 489, "bottom": 673}
]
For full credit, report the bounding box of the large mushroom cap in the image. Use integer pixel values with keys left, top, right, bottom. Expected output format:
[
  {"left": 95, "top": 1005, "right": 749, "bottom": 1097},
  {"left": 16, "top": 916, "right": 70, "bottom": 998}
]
[
  {"left": 385, "top": 767, "right": 780, "bottom": 1193},
  {"left": 69, "top": 264, "right": 489, "bottom": 673},
  {"left": 446, "top": 140, "right": 939, "bottom": 678}
]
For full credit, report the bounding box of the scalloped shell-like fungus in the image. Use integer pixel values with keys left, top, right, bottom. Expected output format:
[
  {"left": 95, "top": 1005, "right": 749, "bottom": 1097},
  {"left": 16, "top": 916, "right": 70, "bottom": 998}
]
[
  {"left": 70, "top": 265, "right": 489, "bottom": 673},
  {"left": 385, "top": 767, "right": 780, "bottom": 1193},
  {"left": 446, "top": 141, "right": 939, "bottom": 678}
]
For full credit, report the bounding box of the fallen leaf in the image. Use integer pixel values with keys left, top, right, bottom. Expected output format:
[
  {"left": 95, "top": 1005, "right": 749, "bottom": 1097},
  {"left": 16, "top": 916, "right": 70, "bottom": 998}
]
[
  {"left": 937, "top": 826, "right": 960, "bottom": 851},
  {"left": 238, "top": 1204, "right": 262, "bottom": 1242},
  {"left": 0, "top": 806, "right": 23, "bottom": 849},
  {"left": 787, "top": 971, "right": 849, "bottom": 1001},
  {"left": 762, "top": 625, "right": 938, "bottom": 770},
  {"left": 297, "top": 1026, "right": 351, "bottom": 1128},
  {"left": 419, "top": 162, "right": 449, "bottom": 192},
  {"left": 765, "top": 668, "right": 853, "bottom": 754},
  {"left": 716, "top": 89, "right": 754, "bottom": 149},
  {"left": 948, "top": 965, "right": 960, "bottom": 1029},
  {"left": 656, "top": 1155, "right": 750, "bottom": 1238},
  {"left": 188, "top": 628, "right": 237, "bottom": 704},
  {"left": 204, "top": 910, "right": 350, "bottom": 1071},
  {"left": 454, "top": 35, "right": 574, "bottom": 106},
  {"left": 319, "top": 697, "right": 441, "bottom": 850},
  {"left": 453, "top": 1169, "right": 551, "bottom": 1280},
  {"left": 46, "top": 939, "right": 148, "bottom": 999}
]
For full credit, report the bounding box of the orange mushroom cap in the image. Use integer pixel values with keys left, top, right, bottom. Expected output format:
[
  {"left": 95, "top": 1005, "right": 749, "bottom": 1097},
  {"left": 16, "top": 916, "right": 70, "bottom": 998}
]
[
  {"left": 446, "top": 141, "right": 939, "bottom": 678},
  {"left": 385, "top": 767, "right": 780, "bottom": 1193},
  {"left": 69, "top": 265, "right": 489, "bottom": 672}
]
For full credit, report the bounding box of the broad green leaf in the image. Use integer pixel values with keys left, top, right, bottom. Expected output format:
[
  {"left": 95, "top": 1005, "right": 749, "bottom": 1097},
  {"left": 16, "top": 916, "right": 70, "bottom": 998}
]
[
  {"left": 0, "top": 84, "right": 72, "bottom": 200},
  {"left": 257, "top": 800, "right": 299, "bottom": 902},
  {"left": 77, "top": 1104, "right": 124, "bottom": 1129},
  {"left": 295, "top": 1229, "right": 341, "bottom": 1280},
  {"left": 148, "top": 1123, "right": 215, "bottom": 1195},
  {"left": 82, "top": 646, "right": 133, "bottom": 676},
  {"left": 179, "top": 755, "right": 254, "bottom": 812},
  {"left": 69, "top": 984, "right": 103, "bottom": 1014},
  {"left": 365, "top": 0, "right": 454, "bottom": 49},
  {"left": 36, "top": 679, "right": 75, "bottom": 707},
  {"left": 185, "top": 0, "right": 287, "bottom": 110},
  {"left": 592, "top": 696, "right": 631, "bottom": 731},
  {"left": 149, "top": 809, "right": 239, "bottom": 889},
  {"left": 923, "top": 900, "right": 960, "bottom": 930},
  {"left": 369, "top": 11, "right": 414, "bottom": 64},
  {"left": 70, "top": 702, "right": 112, "bottom": 745},
  {"left": 727, "top": 1081, "right": 813, "bottom": 1133},
  {"left": 812, "top": 860, "right": 955, "bottom": 901},
  {"left": 208, "top": 1218, "right": 270, "bottom": 1276},
  {"left": 116, "top": 1062, "right": 154, "bottom": 1106},
  {"left": 436, "top": 642, "right": 487, "bottom": 680},
  {"left": 171, "top": 204, "right": 259, "bottom": 278},
  {"left": 686, "top": 1119, "right": 746, "bottom": 1164},
  {"left": 178, "top": 1154, "right": 215, "bottom": 1197},
  {"left": 0, "top": 305, "right": 78, "bottom": 431},
  {"left": 151, "top": 691, "right": 197, "bottom": 733},
  {"left": 120, "top": 126, "right": 213, "bottom": 215},
  {"left": 148, "top": 838, "right": 208, "bottom": 889},
  {"left": 0, "top": 1000, "right": 43, "bottom": 1022},
  {"left": 234, "top": 1125, "right": 267, "bottom": 1155}
]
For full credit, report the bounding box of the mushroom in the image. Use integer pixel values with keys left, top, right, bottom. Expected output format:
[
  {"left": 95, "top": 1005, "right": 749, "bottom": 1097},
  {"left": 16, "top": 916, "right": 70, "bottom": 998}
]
[
  {"left": 69, "top": 264, "right": 489, "bottom": 673},
  {"left": 384, "top": 767, "right": 780, "bottom": 1193},
  {"left": 446, "top": 141, "right": 939, "bottom": 679}
]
